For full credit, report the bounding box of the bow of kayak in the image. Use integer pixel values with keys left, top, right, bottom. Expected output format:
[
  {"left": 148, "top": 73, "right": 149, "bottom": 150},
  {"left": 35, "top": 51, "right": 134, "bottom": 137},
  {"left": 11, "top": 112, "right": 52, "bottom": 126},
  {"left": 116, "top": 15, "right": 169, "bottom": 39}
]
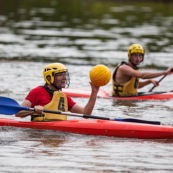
[
  {"left": 62, "top": 88, "right": 173, "bottom": 101},
  {"left": 112, "top": 92, "right": 173, "bottom": 101},
  {"left": 0, "top": 118, "right": 173, "bottom": 139},
  {"left": 62, "top": 88, "right": 110, "bottom": 98}
]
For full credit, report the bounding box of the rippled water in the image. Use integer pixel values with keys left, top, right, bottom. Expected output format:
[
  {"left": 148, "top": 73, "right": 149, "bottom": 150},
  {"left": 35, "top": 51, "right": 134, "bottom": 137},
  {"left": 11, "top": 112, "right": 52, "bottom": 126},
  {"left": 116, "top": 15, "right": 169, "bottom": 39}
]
[
  {"left": 1, "top": 62, "right": 173, "bottom": 173},
  {"left": 0, "top": 0, "right": 173, "bottom": 67},
  {"left": 1, "top": 127, "right": 173, "bottom": 173},
  {"left": 1, "top": 0, "right": 173, "bottom": 173}
]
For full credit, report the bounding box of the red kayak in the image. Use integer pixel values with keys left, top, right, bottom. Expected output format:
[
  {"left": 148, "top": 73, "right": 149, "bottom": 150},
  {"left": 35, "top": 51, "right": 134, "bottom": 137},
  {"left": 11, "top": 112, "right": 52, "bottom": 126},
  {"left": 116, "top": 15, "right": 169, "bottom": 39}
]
[
  {"left": 62, "top": 88, "right": 173, "bottom": 101},
  {"left": 0, "top": 118, "right": 173, "bottom": 139}
]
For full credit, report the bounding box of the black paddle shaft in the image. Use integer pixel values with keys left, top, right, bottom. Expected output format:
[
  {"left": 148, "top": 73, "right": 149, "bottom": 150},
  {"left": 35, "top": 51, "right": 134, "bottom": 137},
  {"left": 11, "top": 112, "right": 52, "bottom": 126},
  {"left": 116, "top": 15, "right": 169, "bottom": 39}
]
[
  {"left": 149, "top": 75, "right": 166, "bottom": 92},
  {"left": 148, "top": 68, "right": 173, "bottom": 92}
]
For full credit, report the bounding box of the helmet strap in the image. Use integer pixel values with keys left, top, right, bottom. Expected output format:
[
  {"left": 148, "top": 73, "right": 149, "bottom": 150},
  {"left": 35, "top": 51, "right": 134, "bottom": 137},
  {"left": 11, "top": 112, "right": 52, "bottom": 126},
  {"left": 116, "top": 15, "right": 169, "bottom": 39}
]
[
  {"left": 52, "top": 83, "right": 62, "bottom": 91},
  {"left": 49, "top": 75, "right": 62, "bottom": 90}
]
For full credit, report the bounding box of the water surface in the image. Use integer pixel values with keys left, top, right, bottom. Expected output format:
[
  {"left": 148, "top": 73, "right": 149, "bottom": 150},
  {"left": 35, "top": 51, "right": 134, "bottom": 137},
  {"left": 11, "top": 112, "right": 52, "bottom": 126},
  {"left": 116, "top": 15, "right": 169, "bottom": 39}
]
[{"left": 0, "top": 1, "right": 173, "bottom": 172}]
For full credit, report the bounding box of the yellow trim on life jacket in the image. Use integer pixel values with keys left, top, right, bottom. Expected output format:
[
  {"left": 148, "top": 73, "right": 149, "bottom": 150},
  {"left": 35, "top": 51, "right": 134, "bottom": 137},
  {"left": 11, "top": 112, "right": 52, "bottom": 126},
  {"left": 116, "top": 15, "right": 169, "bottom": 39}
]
[{"left": 32, "top": 91, "right": 68, "bottom": 121}]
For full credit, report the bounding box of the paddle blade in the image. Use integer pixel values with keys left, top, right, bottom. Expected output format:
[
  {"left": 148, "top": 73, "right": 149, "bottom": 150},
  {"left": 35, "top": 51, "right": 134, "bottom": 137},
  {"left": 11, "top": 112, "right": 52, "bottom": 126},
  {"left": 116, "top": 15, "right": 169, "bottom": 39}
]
[
  {"left": 0, "top": 96, "right": 19, "bottom": 105},
  {"left": 0, "top": 96, "right": 29, "bottom": 115},
  {"left": 0, "top": 105, "right": 28, "bottom": 115}
]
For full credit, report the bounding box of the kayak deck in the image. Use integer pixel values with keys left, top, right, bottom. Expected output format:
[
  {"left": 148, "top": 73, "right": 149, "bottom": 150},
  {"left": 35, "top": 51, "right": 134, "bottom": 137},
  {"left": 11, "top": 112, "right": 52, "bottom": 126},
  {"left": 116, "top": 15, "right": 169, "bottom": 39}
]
[
  {"left": 0, "top": 118, "right": 173, "bottom": 139},
  {"left": 62, "top": 88, "right": 173, "bottom": 101}
]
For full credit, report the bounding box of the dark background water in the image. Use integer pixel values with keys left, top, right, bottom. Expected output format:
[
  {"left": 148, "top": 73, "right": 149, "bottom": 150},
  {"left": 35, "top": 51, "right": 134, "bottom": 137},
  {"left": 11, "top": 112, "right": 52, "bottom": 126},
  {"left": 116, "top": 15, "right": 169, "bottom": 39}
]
[
  {"left": 0, "top": 0, "right": 173, "bottom": 67},
  {"left": 1, "top": 1, "right": 173, "bottom": 173}
]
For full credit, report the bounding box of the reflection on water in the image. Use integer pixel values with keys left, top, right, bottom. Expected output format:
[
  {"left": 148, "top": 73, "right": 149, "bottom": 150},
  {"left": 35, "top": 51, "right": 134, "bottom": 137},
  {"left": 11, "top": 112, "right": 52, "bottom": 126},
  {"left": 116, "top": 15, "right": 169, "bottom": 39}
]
[{"left": 112, "top": 100, "right": 138, "bottom": 107}]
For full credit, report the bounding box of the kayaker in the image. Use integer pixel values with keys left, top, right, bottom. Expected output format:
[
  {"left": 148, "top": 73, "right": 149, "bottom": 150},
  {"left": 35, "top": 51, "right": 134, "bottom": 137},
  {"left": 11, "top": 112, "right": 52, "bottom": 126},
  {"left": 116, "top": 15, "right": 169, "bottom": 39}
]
[
  {"left": 15, "top": 63, "right": 100, "bottom": 121},
  {"left": 112, "top": 43, "right": 173, "bottom": 96}
]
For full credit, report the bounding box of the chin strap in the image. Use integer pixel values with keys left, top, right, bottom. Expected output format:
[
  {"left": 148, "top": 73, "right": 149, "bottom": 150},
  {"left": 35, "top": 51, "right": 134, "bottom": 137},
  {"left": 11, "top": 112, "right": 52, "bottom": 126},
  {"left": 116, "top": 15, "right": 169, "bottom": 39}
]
[{"left": 52, "top": 83, "right": 62, "bottom": 91}]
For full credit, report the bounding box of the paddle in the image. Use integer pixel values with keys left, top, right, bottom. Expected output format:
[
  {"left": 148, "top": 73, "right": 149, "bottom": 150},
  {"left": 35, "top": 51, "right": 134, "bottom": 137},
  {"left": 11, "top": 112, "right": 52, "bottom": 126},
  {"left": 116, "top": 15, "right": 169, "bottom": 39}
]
[
  {"left": 0, "top": 96, "right": 160, "bottom": 125},
  {"left": 148, "top": 75, "right": 166, "bottom": 92},
  {"left": 148, "top": 68, "right": 173, "bottom": 92}
]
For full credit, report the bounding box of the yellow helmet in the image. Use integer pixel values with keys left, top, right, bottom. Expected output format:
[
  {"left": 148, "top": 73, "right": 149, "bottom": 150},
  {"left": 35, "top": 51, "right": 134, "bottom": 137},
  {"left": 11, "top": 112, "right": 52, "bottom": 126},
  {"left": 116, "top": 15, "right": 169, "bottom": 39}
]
[
  {"left": 43, "top": 63, "right": 68, "bottom": 84},
  {"left": 128, "top": 44, "right": 145, "bottom": 58}
]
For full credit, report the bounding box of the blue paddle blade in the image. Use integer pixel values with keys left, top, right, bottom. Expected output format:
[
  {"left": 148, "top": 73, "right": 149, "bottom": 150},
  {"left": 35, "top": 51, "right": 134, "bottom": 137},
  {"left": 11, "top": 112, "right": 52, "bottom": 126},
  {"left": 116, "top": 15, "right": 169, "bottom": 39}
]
[
  {"left": 0, "top": 104, "right": 28, "bottom": 115},
  {"left": 0, "top": 96, "right": 19, "bottom": 105},
  {"left": 0, "top": 96, "right": 29, "bottom": 115}
]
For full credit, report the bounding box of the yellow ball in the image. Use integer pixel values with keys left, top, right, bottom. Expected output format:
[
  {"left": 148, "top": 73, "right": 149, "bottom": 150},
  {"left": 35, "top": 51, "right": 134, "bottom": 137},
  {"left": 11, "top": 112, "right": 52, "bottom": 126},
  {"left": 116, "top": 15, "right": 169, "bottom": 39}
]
[{"left": 89, "top": 64, "right": 111, "bottom": 86}]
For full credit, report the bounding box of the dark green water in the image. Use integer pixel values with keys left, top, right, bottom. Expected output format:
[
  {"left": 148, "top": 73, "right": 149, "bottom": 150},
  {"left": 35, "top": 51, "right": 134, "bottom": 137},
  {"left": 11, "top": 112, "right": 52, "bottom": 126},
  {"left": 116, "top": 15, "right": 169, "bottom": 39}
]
[{"left": 0, "top": 0, "right": 173, "bottom": 68}]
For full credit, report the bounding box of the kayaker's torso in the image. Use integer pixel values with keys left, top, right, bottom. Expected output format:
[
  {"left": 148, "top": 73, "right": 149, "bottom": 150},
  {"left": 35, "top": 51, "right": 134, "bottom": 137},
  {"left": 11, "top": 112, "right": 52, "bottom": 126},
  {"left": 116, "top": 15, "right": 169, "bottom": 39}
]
[
  {"left": 25, "top": 86, "right": 76, "bottom": 121},
  {"left": 112, "top": 61, "right": 139, "bottom": 96}
]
